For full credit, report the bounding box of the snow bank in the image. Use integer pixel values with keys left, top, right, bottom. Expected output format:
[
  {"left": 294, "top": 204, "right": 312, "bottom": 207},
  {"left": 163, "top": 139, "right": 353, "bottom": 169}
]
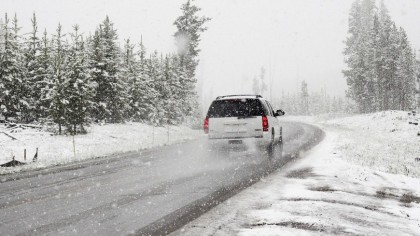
[
  {"left": 0, "top": 122, "right": 201, "bottom": 174},
  {"left": 284, "top": 111, "right": 420, "bottom": 178}
]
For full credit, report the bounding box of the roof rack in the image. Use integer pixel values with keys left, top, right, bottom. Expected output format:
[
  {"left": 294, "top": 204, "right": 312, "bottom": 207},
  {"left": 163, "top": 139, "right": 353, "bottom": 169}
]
[{"left": 215, "top": 94, "right": 263, "bottom": 100}]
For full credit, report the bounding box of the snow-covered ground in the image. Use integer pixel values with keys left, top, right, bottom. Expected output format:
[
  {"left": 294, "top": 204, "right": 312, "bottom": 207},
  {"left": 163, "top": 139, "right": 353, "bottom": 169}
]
[
  {"left": 0, "top": 122, "right": 201, "bottom": 174},
  {"left": 173, "top": 111, "right": 420, "bottom": 235},
  {"left": 286, "top": 111, "right": 420, "bottom": 178}
]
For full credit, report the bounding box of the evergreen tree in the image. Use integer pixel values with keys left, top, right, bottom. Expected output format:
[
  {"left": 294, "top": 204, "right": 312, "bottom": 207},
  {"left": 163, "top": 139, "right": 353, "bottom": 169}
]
[
  {"left": 90, "top": 16, "right": 127, "bottom": 123},
  {"left": 416, "top": 57, "right": 420, "bottom": 109},
  {"left": 65, "top": 25, "right": 96, "bottom": 134},
  {"left": 146, "top": 51, "right": 165, "bottom": 125},
  {"left": 378, "top": 1, "right": 400, "bottom": 110},
  {"left": 121, "top": 38, "right": 140, "bottom": 120},
  {"left": 135, "top": 39, "right": 157, "bottom": 123},
  {"left": 23, "top": 13, "right": 42, "bottom": 121},
  {"left": 173, "top": 0, "right": 210, "bottom": 78},
  {"left": 395, "top": 28, "right": 416, "bottom": 110},
  {"left": 0, "top": 18, "right": 4, "bottom": 53},
  {"left": 0, "top": 6, "right": 212, "bottom": 131},
  {"left": 38, "top": 29, "right": 53, "bottom": 120},
  {"left": 48, "top": 23, "right": 68, "bottom": 134},
  {"left": 0, "top": 14, "right": 25, "bottom": 121},
  {"left": 365, "top": 13, "right": 381, "bottom": 111},
  {"left": 344, "top": 0, "right": 417, "bottom": 113},
  {"left": 166, "top": 55, "right": 184, "bottom": 124},
  {"left": 343, "top": 0, "right": 364, "bottom": 112},
  {"left": 173, "top": 0, "right": 210, "bottom": 122},
  {"left": 11, "top": 14, "right": 29, "bottom": 122}
]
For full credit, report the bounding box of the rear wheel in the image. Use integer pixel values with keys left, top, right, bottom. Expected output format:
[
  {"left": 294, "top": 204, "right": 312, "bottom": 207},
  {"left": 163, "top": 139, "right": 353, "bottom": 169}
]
[
  {"left": 278, "top": 134, "right": 283, "bottom": 156},
  {"left": 267, "top": 130, "right": 275, "bottom": 158}
]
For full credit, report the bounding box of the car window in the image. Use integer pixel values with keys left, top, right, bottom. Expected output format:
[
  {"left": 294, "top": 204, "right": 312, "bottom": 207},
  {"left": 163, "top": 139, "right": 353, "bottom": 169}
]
[
  {"left": 266, "top": 101, "right": 275, "bottom": 116},
  {"left": 261, "top": 100, "right": 272, "bottom": 116},
  {"left": 264, "top": 101, "right": 273, "bottom": 116},
  {"left": 207, "top": 99, "right": 265, "bottom": 118}
]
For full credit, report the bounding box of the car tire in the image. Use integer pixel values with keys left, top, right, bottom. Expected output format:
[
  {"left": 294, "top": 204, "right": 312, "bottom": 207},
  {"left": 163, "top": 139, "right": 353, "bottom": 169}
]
[
  {"left": 267, "top": 130, "right": 275, "bottom": 159},
  {"left": 278, "top": 134, "right": 283, "bottom": 156}
]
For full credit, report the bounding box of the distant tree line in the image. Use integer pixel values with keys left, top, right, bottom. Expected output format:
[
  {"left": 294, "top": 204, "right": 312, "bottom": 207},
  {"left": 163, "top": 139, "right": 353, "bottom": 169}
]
[
  {"left": 274, "top": 81, "right": 355, "bottom": 116},
  {"left": 344, "top": 0, "right": 419, "bottom": 113},
  {"left": 0, "top": 0, "right": 210, "bottom": 134}
]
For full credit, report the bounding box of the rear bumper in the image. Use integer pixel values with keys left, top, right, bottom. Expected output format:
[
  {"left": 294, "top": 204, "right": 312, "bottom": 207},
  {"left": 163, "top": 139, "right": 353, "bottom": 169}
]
[{"left": 207, "top": 132, "right": 271, "bottom": 148}]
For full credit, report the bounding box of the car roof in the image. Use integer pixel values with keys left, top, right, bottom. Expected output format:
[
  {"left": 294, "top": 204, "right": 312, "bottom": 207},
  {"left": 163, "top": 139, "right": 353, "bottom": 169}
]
[{"left": 215, "top": 95, "right": 264, "bottom": 100}]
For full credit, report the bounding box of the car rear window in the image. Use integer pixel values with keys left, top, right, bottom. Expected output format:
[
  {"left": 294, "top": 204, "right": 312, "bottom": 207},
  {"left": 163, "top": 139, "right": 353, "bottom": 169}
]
[{"left": 207, "top": 99, "right": 265, "bottom": 118}]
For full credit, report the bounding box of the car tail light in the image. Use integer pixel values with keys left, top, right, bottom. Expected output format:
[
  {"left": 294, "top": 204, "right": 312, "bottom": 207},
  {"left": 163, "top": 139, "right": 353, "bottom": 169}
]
[
  {"left": 204, "top": 116, "right": 209, "bottom": 134},
  {"left": 262, "top": 115, "right": 269, "bottom": 132}
]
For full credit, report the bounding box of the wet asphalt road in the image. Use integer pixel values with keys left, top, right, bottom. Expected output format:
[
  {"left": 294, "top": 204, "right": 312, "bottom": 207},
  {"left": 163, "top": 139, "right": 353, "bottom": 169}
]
[{"left": 0, "top": 122, "right": 323, "bottom": 236}]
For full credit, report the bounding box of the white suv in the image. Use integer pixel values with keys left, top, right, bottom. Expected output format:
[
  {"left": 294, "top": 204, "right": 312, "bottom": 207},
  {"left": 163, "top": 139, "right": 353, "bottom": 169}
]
[{"left": 204, "top": 95, "right": 285, "bottom": 153}]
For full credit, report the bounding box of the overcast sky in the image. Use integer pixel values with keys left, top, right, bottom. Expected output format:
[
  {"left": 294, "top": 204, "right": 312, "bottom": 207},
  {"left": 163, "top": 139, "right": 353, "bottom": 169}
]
[{"left": 2, "top": 0, "right": 420, "bottom": 107}]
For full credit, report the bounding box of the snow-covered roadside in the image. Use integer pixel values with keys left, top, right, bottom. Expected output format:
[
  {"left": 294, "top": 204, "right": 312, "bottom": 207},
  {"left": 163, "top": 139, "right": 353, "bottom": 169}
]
[
  {"left": 172, "top": 131, "right": 420, "bottom": 236},
  {"left": 0, "top": 122, "right": 201, "bottom": 174},
  {"left": 283, "top": 111, "right": 420, "bottom": 177}
]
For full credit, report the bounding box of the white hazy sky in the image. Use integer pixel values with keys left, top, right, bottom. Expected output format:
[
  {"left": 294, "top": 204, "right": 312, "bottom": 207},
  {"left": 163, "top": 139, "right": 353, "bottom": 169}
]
[{"left": 2, "top": 0, "right": 420, "bottom": 107}]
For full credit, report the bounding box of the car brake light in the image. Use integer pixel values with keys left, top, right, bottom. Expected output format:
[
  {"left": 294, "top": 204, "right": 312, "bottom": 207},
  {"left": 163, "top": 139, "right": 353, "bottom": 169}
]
[
  {"left": 262, "top": 115, "right": 269, "bottom": 132},
  {"left": 204, "top": 116, "right": 209, "bottom": 134}
]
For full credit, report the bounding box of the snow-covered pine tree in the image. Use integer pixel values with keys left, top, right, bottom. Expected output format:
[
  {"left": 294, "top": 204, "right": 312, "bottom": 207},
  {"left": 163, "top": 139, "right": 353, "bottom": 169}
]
[
  {"left": 146, "top": 51, "right": 165, "bottom": 125},
  {"left": 90, "top": 16, "right": 127, "bottom": 123},
  {"left": 173, "top": 0, "right": 210, "bottom": 123},
  {"left": 345, "top": 0, "right": 417, "bottom": 113},
  {"left": 416, "top": 56, "right": 420, "bottom": 110},
  {"left": 0, "top": 14, "right": 26, "bottom": 121},
  {"left": 365, "top": 13, "right": 381, "bottom": 112},
  {"left": 11, "top": 14, "right": 30, "bottom": 122},
  {"left": 388, "top": 23, "right": 401, "bottom": 110},
  {"left": 65, "top": 25, "right": 96, "bottom": 134},
  {"left": 135, "top": 39, "right": 157, "bottom": 123},
  {"left": 88, "top": 26, "right": 106, "bottom": 121},
  {"left": 395, "top": 28, "right": 416, "bottom": 110},
  {"left": 166, "top": 54, "right": 184, "bottom": 124},
  {"left": 23, "top": 13, "right": 42, "bottom": 121},
  {"left": 378, "top": 0, "right": 394, "bottom": 110},
  {"left": 344, "top": 0, "right": 376, "bottom": 113},
  {"left": 176, "top": 53, "right": 198, "bottom": 120},
  {"left": 121, "top": 38, "right": 140, "bottom": 120},
  {"left": 48, "top": 23, "right": 68, "bottom": 134},
  {"left": 160, "top": 54, "right": 181, "bottom": 125},
  {"left": 344, "top": 0, "right": 363, "bottom": 112},
  {"left": 37, "top": 29, "right": 53, "bottom": 120},
  {"left": 158, "top": 54, "right": 171, "bottom": 125},
  {"left": 0, "top": 18, "right": 4, "bottom": 53},
  {"left": 173, "top": 0, "right": 210, "bottom": 78}
]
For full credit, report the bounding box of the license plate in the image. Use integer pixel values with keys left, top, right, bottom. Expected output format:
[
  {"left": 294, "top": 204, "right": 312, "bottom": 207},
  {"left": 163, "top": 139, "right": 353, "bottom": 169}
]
[{"left": 229, "top": 140, "right": 243, "bottom": 144}]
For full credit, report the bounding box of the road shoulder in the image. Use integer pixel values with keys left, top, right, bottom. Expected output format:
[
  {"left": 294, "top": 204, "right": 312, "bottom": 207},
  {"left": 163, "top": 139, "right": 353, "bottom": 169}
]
[{"left": 172, "top": 131, "right": 420, "bottom": 235}]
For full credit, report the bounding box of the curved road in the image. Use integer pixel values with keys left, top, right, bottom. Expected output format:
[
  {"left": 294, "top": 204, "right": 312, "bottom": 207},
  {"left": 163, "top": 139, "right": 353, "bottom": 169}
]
[{"left": 0, "top": 122, "right": 323, "bottom": 236}]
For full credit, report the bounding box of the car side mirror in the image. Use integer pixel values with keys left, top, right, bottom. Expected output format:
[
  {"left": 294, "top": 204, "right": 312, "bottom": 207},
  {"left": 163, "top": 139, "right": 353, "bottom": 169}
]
[{"left": 275, "top": 109, "right": 285, "bottom": 117}]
